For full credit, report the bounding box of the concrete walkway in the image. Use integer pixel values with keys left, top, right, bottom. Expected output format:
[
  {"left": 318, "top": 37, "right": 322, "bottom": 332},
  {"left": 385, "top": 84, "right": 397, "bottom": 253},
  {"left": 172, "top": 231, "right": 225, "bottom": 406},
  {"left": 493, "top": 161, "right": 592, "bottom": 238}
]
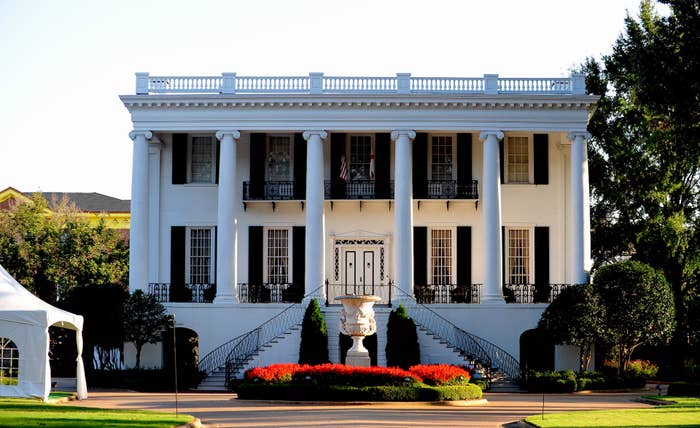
[{"left": 60, "top": 390, "right": 653, "bottom": 428}]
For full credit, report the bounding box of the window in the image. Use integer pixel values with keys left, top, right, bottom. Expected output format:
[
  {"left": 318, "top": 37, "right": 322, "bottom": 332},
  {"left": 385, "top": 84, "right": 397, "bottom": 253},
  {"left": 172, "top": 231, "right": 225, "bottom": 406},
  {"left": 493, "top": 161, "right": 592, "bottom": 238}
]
[
  {"left": 506, "top": 228, "right": 531, "bottom": 284},
  {"left": 187, "top": 135, "right": 216, "bottom": 183},
  {"left": 348, "top": 135, "right": 374, "bottom": 180},
  {"left": 0, "top": 338, "right": 18, "bottom": 386},
  {"left": 430, "top": 228, "right": 453, "bottom": 285},
  {"left": 505, "top": 136, "right": 531, "bottom": 183},
  {"left": 430, "top": 135, "right": 454, "bottom": 180},
  {"left": 265, "top": 228, "right": 290, "bottom": 284},
  {"left": 186, "top": 227, "right": 215, "bottom": 285},
  {"left": 266, "top": 135, "right": 293, "bottom": 181}
]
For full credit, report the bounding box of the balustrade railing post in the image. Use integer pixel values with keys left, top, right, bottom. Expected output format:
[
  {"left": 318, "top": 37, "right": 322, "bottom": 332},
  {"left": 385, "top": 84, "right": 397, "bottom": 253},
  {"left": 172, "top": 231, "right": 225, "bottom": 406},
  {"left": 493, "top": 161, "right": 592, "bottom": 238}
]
[
  {"left": 309, "top": 72, "right": 324, "bottom": 94},
  {"left": 136, "top": 72, "right": 149, "bottom": 95},
  {"left": 484, "top": 74, "right": 499, "bottom": 95},
  {"left": 571, "top": 73, "right": 586, "bottom": 95},
  {"left": 396, "top": 73, "right": 411, "bottom": 94},
  {"left": 221, "top": 72, "right": 236, "bottom": 94}
]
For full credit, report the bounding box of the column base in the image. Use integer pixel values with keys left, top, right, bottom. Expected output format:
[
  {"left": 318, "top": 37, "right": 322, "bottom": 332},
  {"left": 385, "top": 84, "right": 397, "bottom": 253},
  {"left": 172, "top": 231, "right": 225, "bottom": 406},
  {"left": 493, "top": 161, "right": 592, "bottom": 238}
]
[
  {"left": 214, "top": 294, "right": 237, "bottom": 304},
  {"left": 480, "top": 295, "right": 506, "bottom": 304}
]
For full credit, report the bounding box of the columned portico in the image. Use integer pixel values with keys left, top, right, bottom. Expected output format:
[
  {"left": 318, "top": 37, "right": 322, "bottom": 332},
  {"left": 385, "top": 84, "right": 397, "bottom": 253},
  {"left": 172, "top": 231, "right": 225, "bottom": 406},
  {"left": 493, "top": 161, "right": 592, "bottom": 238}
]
[
  {"left": 568, "top": 131, "right": 592, "bottom": 284},
  {"left": 479, "top": 130, "right": 506, "bottom": 303},
  {"left": 128, "top": 130, "right": 152, "bottom": 292},
  {"left": 215, "top": 130, "right": 241, "bottom": 303},
  {"left": 303, "top": 130, "right": 328, "bottom": 298},
  {"left": 391, "top": 130, "right": 416, "bottom": 300}
]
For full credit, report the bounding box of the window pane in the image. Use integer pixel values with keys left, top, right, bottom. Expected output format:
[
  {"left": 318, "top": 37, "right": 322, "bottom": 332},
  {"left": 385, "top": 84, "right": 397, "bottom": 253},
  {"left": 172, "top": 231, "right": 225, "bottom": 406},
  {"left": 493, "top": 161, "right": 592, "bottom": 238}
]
[
  {"left": 191, "top": 136, "right": 213, "bottom": 183},
  {"left": 267, "top": 229, "right": 289, "bottom": 284},
  {"left": 0, "top": 338, "right": 19, "bottom": 384},
  {"left": 431, "top": 136, "right": 453, "bottom": 180},
  {"left": 349, "top": 135, "right": 372, "bottom": 180},
  {"left": 508, "top": 228, "right": 530, "bottom": 284},
  {"left": 267, "top": 136, "right": 291, "bottom": 181},
  {"left": 507, "top": 136, "right": 529, "bottom": 183},
  {"left": 189, "top": 228, "right": 211, "bottom": 284},
  {"left": 430, "top": 229, "right": 452, "bottom": 285}
]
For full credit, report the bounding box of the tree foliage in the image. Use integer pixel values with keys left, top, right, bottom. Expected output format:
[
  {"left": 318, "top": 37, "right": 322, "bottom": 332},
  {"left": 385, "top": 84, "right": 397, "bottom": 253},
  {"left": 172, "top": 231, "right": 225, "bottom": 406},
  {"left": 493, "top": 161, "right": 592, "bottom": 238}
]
[
  {"left": 583, "top": 0, "right": 700, "bottom": 360},
  {"left": 0, "top": 193, "right": 129, "bottom": 302},
  {"left": 123, "top": 290, "right": 170, "bottom": 369},
  {"left": 298, "top": 298, "right": 329, "bottom": 365},
  {"left": 385, "top": 305, "right": 420, "bottom": 369},
  {"left": 538, "top": 284, "right": 606, "bottom": 372},
  {"left": 593, "top": 260, "right": 676, "bottom": 372}
]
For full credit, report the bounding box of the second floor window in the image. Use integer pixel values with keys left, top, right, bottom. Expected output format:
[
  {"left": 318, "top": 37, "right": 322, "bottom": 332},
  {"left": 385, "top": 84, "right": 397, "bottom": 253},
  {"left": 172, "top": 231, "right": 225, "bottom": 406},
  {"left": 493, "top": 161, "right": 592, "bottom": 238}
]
[
  {"left": 349, "top": 135, "right": 373, "bottom": 180},
  {"left": 186, "top": 227, "right": 215, "bottom": 285},
  {"left": 266, "top": 135, "right": 292, "bottom": 181},
  {"left": 505, "top": 136, "right": 531, "bottom": 183},
  {"left": 430, "top": 228, "right": 453, "bottom": 285},
  {"left": 266, "top": 228, "right": 289, "bottom": 284},
  {"left": 188, "top": 136, "right": 216, "bottom": 183},
  {"left": 431, "top": 135, "right": 453, "bottom": 180},
  {"left": 506, "top": 228, "right": 531, "bottom": 284}
]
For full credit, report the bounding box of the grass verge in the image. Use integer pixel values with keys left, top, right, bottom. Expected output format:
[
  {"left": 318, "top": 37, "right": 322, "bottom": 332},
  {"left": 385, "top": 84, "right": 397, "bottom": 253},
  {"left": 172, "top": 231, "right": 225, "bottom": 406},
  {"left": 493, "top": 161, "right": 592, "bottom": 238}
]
[{"left": 0, "top": 397, "right": 194, "bottom": 428}]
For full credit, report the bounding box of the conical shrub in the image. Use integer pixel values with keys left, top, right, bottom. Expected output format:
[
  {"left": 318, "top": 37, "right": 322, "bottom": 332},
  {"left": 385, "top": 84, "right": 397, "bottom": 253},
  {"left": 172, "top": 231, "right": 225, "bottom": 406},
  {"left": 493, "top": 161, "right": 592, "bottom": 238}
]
[
  {"left": 385, "top": 304, "right": 420, "bottom": 369},
  {"left": 298, "top": 298, "right": 329, "bottom": 365}
]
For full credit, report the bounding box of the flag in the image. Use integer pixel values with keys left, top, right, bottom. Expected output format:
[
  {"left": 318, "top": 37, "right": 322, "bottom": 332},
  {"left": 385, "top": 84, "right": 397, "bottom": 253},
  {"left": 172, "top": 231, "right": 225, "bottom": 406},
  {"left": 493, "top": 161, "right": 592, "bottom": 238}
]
[
  {"left": 339, "top": 155, "right": 348, "bottom": 182},
  {"left": 369, "top": 153, "right": 375, "bottom": 180}
]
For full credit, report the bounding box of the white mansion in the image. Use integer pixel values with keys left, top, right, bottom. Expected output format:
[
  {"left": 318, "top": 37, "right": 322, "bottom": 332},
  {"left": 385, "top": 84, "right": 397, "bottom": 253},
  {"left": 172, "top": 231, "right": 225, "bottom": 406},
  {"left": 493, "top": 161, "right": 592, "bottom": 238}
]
[{"left": 120, "top": 72, "right": 597, "bottom": 387}]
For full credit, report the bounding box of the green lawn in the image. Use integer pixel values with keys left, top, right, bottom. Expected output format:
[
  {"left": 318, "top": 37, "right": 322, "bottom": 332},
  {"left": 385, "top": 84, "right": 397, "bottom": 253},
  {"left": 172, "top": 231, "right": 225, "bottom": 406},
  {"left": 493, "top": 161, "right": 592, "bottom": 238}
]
[
  {"left": 0, "top": 397, "right": 194, "bottom": 428},
  {"left": 525, "top": 396, "right": 700, "bottom": 428}
]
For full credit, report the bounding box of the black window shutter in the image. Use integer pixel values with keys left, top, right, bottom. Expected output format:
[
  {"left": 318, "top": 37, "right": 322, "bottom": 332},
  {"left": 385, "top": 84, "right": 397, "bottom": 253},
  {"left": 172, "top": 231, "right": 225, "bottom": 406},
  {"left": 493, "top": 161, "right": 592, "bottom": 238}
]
[
  {"left": 412, "top": 133, "right": 428, "bottom": 198},
  {"left": 215, "top": 139, "right": 221, "bottom": 185},
  {"left": 457, "top": 133, "right": 473, "bottom": 195},
  {"left": 172, "top": 134, "right": 187, "bottom": 184},
  {"left": 248, "top": 226, "right": 265, "bottom": 302},
  {"left": 533, "top": 134, "right": 549, "bottom": 185},
  {"left": 293, "top": 133, "right": 307, "bottom": 200},
  {"left": 374, "top": 133, "right": 391, "bottom": 199},
  {"left": 249, "top": 133, "right": 266, "bottom": 199},
  {"left": 413, "top": 227, "right": 427, "bottom": 286},
  {"left": 330, "top": 133, "right": 346, "bottom": 199},
  {"left": 502, "top": 226, "right": 513, "bottom": 302},
  {"left": 170, "top": 226, "right": 186, "bottom": 301},
  {"left": 457, "top": 227, "right": 472, "bottom": 303},
  {"left": 290, "top": 226, "right": 305, "bottom": 302},
  {"left": 499, "top": 139, "right": 505, "bottom": 184},
  {"left": 534, "top": 226, "right": 550, "bottom": 302}
]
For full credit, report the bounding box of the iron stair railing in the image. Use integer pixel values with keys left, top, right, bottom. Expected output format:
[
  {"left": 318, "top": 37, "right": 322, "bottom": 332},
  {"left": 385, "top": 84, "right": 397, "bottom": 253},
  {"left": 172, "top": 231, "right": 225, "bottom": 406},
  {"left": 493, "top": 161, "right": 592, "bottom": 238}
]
[
  {"left": 395, "top": 285, "right": 521, "bottom": 380},
  {"left": 198, "top": 331, "right": 248, "bottom": 376},
  {"left": 223, "top": 286, "right": 324, "bottom": 388}
]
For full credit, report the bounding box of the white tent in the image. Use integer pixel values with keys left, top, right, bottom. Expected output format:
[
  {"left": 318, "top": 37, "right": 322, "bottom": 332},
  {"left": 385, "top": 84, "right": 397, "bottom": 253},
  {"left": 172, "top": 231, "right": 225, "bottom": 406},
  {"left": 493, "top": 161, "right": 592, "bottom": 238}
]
[{"left": 0, "top": 264, "right": 87, "bottom": 401}]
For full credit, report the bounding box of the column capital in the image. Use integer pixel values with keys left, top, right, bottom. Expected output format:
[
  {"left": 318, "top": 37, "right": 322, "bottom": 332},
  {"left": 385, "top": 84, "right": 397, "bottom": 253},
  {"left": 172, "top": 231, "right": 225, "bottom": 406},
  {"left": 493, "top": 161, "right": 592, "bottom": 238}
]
[
  {"left": 390, "top": 130, "right": 416, "bottom": 141},
  {"left": 148, "top": 135, "right": 163, "bottom": 153},
  {"left": 478, "top": 130, "right": 504, "bottom": 141},
  {"left": 216, "top": 129, "right": 241, "bottom": 141},
  {"left": 303, "top": 130, "right": 328, "bottom": 141},
  {"left": 129, "top": 130, "right": 153, "bottom": 141},
  {"left": 567, "top": 131, "right": 592, "bottom": 142}
]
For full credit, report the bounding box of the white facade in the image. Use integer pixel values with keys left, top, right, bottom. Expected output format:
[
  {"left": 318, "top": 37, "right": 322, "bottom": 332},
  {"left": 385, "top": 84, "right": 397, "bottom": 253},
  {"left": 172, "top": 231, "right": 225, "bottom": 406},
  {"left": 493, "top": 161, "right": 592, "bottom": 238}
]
[{"left": 121, "top": 72, "right": 597, "bottom": 377}]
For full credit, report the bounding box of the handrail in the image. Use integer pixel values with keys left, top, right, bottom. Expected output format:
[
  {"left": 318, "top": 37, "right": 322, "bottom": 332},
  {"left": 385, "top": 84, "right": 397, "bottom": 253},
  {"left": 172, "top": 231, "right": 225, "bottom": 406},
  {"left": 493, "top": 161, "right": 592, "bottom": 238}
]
[
  {"left": 223, "top": 286, "right": 324, "bottom": 387},
  {"left": 395, "top": 285, "right": 521, "bottom": 380},
  {"left": 198, "top": 331, "right": 248, "bottom": 376}
]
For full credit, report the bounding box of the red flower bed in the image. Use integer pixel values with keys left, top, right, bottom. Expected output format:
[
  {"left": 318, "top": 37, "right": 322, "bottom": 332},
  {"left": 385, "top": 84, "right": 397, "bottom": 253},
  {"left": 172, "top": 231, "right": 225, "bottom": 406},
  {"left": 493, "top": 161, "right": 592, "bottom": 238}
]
[
  {"left": 408, "top": 364, "right": 472, "bottom": 386},
  {"left": 245, "top": 363, "right": 309, "bottom": 383}
]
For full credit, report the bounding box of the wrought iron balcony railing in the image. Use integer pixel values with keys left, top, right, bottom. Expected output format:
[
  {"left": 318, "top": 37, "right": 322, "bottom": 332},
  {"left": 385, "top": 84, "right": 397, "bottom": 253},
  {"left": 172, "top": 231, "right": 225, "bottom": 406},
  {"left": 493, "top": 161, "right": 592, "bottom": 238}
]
[
  {"left": 148, "top": 282, "right": 215, "bottom": 303},
  {"left": 414, "top": 284, "right": 481, "bottom": 304},
  {"left": 324, "top": 180, "right": 394, "bottom": 199},
  {"left": 425, "top": 180, "right": 479, "bottom": 199},
  {"left": 243, "top": 181, "right": 296, "bottom": 200},
  {"left": 237, "top": 282, "right": 303, "bottom": 303},
  {"left": 325, "top": 282, "right": 392, "bottom": 306},
  {"left": 503, "top": 283, "right": 571, "bottom": 304}
]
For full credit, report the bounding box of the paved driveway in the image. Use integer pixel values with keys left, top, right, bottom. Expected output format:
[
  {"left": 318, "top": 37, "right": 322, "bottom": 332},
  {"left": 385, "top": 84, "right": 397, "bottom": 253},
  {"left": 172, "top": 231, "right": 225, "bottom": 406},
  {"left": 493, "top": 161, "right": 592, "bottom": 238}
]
[{"left": 61, "top": 391, "right": 652, "bottom": 427}]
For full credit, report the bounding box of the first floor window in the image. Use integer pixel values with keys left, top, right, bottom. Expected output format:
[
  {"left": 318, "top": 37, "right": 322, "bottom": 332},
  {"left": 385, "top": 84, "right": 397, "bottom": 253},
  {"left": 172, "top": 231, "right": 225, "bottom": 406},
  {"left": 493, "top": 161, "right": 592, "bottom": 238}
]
[
  {"left": 505, "top": 136, "right": 530, "bottom": 183},
  {"left": 186, "top": 227, "right": 215, "bottom": 285},
  {"left": 188, "top": 136, "right": 216, "bottom": 183},
  {"left": 430, "top": 228, "right": 453, "bottom": 285},
  {"left": 507, "top": 228, "right": 531, "bottom": 284},
  {"left": 266, "top": 228, "right": 289, "bottom": 284},
  {"left": 0, "top": 338, "right": 18, "bottom": 385}
]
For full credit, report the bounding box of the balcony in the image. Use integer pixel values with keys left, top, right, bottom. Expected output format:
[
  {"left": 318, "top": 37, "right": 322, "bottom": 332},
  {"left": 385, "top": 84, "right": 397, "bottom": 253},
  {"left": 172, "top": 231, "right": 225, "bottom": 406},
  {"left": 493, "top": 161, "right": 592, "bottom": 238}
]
[
  {"left": 325, "top": 282, "right": 392, "bottom": 306},
  {"left": 148, "top": 283, "right": 214, "bottom": 303},
  {"left": 503, "top": 283, "right": 571, "bottom": 304},
  {"left": 238, "top": 283, "right": 303, "bottom": 303},
  {"left": 324, "top": 180, "right": 394, "bottom": 200},
  {"left": 243, "top": 181, "right": 296, "bottom": 200},
  {"left": 425, "top": 180, "right": 478, "bottom": 199},
  {"left": 414, "top": 284, "right": 481, "bottom": 304}
]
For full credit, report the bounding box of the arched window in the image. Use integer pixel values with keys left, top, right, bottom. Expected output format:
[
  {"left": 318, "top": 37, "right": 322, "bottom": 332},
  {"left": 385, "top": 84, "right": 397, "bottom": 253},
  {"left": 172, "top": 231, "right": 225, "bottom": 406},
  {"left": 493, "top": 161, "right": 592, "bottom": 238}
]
[{"left": 0, "top": 338, "right": 19, "bottom": 385}]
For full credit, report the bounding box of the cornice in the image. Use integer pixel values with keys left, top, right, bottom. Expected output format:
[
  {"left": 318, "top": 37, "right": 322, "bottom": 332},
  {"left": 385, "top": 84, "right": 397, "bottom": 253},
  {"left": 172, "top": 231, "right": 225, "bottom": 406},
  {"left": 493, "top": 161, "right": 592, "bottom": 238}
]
[{"left": 120, "top": 93, "right": 598, "bottom": 112}]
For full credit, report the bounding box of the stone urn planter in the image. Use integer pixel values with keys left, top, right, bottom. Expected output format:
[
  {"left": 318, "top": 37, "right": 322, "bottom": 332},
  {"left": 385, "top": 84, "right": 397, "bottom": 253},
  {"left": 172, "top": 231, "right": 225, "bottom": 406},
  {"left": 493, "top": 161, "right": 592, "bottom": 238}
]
[{"left": 335, "top": 295, "right": 381, "bottom": 367}]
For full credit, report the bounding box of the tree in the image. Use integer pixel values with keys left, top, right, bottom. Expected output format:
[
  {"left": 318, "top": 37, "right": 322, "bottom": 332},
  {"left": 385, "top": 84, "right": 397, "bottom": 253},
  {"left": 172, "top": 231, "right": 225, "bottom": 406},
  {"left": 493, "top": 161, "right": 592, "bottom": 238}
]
[
  {"left": 123, "top": 290, "right": 170, "bottom": 369},
  {"left": 385, "top": 305, "right": 420, "bottom": 369},
  {"left": 583, "top": 0, "right": 700, "bottom": 363},
  {"left": 593, "top": 261, "right": 676, "bottom": 373},
  {"left": 538, "top": 284, "right": 606, "bottom": 373},
  {"left": 298, "top": 298, "right": 329, "bottom": 365}
]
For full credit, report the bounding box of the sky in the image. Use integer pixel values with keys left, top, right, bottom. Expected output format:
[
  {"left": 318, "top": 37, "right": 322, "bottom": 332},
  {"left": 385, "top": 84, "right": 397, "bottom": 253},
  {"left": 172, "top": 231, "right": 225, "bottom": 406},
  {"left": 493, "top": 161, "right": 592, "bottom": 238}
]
[{"left": 1, "top": 0, "right": 654, "bottom": 200}]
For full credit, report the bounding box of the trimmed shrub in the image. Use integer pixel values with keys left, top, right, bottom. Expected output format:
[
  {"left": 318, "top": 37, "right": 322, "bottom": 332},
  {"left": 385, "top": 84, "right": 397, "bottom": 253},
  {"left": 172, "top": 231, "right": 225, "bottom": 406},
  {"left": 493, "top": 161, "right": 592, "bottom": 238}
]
[
  {"left": 408, "top": 364, "right": 472, "bottom": 386},
  {"left": 298, "top": 299, "right": 329, "bottom": 365},
  {"left": 237, "top": 383, "right": 482, "bottom": 401},
  {"left": 385, "top": 305, "right": 420, "bottom": 369}
]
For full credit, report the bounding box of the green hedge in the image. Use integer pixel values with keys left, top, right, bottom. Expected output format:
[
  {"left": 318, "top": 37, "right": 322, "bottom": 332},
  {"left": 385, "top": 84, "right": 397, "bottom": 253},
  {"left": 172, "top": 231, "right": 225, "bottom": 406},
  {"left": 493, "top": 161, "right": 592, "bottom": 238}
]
[
  {"left": 668, "top": 382, "right": 700, "bottom": 397},
  {"left": 237, "top": 383, "right": 482, "bottom": 401},
  {"left": 521, "top": 369, "right": 652, "bottom": 392}
]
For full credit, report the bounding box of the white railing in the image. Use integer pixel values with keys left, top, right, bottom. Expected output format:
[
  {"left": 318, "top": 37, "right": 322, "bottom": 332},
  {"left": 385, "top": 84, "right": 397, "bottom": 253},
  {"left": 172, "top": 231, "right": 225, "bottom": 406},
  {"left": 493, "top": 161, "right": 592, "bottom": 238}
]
[{"left": 135, "top": 72, "right": 586, "bottom": 95}]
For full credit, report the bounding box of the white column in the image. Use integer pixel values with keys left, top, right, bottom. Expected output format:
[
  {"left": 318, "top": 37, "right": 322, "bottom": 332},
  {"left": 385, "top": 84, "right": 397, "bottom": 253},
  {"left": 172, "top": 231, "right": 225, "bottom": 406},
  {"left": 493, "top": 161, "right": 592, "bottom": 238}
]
[
  {"left": 391, "top": 130, "right": 416, "bottom": 300},
  {"left": 215, "top": 130, "right": 241, "bottom": 303},
  {"left": 148, "top": 137, "right": 162, "bottom": 283},
  {"left": 568, "top": 132, "right": 592, "bottom": 284},
  {"left": 479, "top": 130, "right": 505, "bottom": 304},
  {"left": 128, "top": 130, "right": 152, "bottom": 292},
  {"left": 303, "top": 130, "right": 328, "bottom": 298}
]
